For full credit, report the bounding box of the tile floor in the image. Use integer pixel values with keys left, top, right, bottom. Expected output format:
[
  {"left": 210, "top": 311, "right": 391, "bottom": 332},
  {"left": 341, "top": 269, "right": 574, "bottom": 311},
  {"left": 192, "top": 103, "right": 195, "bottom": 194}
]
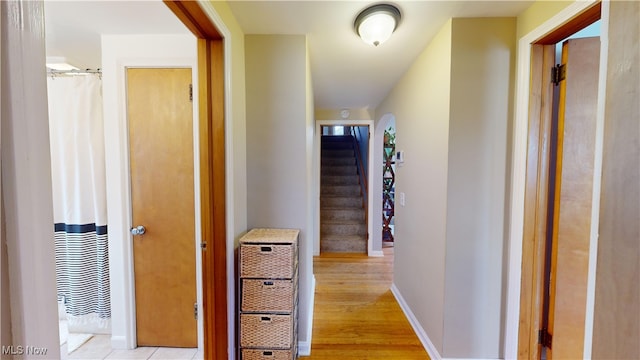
[{"left": 64, "top": 335, "right": 201, "bottom": 360}]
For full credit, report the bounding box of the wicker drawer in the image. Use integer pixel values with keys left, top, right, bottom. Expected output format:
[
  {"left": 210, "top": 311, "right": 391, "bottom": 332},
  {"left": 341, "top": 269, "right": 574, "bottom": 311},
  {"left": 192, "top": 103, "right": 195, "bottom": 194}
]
[
  {"left": 240, "top": 314, "right": 294, "bottom": 349},
  {"left": 240, "top": 244, "right": 297, "bottom": 279},
  {"left": 241, "top": 277, "right": 297, "bottom": 313},
  {"left": 241, "top": 349, "right": 295, "bottom": 360}
]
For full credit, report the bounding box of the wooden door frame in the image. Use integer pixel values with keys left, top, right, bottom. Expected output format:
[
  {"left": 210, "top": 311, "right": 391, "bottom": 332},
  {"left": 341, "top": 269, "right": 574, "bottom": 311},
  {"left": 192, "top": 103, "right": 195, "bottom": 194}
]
[
  {"left": 505, "top": 1, "right": 606, "bottom": 358},
  {"left": 163, "top": 2, "right": 228, "bottom": 359}
]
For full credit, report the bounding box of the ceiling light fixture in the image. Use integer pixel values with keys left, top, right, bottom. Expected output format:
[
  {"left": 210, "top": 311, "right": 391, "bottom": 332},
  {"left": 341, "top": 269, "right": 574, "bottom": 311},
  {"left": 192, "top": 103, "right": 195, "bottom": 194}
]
[{"left": 354, "top": 4, "right": 401, "bottom": 47}]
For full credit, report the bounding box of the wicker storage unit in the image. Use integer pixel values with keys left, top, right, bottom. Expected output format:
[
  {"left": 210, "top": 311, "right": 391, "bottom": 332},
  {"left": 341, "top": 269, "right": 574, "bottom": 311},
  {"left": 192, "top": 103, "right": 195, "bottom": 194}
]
[
  {"left": 241, "top": 349, "right": 296, "bottom": 360},
  {"left": 241, "top": 275, "right": 298, "bottom": 313},
  {"left": 240, "top": 244, "right": 296, "bottom": 279},
  {"left": 239, "top": 228, "right": 299, "bottom": 360}
]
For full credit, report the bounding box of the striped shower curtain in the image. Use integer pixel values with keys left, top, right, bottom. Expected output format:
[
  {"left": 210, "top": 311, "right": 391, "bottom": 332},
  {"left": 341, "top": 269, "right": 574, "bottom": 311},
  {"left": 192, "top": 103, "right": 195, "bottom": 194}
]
[{"left": 47, "top": 74, "right": 110, "bottom": 334}]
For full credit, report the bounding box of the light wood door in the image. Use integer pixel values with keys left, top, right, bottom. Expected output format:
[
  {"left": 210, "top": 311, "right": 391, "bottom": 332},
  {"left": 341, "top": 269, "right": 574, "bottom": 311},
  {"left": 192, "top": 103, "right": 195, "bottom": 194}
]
[
  {"left": 518, "top": 43, "right": 557, "bottom": 360},
  {"left": 127, "top": 68, "right": 196, "bottom": 347},
  {"left": 547, "top": 37, "right": 600, "bottom": 359}
]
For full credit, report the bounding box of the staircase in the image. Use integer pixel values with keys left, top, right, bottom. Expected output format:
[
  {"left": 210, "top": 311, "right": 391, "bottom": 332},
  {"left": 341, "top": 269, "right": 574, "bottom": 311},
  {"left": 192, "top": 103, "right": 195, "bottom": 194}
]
[{"left": 320, "top": 135, "right": 367, "bottom": 253}]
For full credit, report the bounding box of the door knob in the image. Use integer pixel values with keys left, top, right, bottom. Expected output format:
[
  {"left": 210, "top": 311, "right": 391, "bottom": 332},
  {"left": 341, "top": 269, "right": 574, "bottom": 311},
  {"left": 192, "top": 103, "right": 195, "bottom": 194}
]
[{"left": 131, "top": 225, "right": 146, "bottom": 236}]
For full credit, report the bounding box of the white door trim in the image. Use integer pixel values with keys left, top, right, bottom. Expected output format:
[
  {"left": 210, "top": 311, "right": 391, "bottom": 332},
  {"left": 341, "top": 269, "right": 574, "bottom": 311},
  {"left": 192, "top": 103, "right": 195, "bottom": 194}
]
[
  {"left": 505, "top": 0, "right": 606, "bottom": 358},
  {"left": 315, "top": 120, "right": 375, "bottom": 256}
]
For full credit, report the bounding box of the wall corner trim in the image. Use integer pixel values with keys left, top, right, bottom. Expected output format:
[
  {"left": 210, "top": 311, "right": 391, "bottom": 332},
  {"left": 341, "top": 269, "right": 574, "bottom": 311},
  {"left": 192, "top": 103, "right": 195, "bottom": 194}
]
[
  {"left": 368, "top": 250, "right": 384, "bottom": 257},
  {"left": 391, "top": 283, "right": 441, "bottom": 360},
  {"left": 110, "top": 335, "right": 128, "bottom": 350},
  {"left": 298, "top": 274, "right": 316, "bottom": 356}
]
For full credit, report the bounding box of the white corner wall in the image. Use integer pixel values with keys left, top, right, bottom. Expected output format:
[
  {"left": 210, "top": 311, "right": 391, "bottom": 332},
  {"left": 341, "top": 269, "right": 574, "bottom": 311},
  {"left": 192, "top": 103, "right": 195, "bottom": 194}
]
[
  {"left": 376, "top": 20, "right": 453, "bottom": 355},
  {"left": 244, "top": 34, "right": 315, "bottom": 352},
  {"left": 101, "top": 34, "right": 199, "bottom": 350},
  {"left": 443, "top": 17, "right": 516, "bottom": 358},
  {"left": 1, "top": 207, "right": 10, "bottom": 350},
  {"left": 0, "top": 2, "right": 10, "bottom": 350},
  {"left": 1, "top": 1, "right": 60, "bottom": 357},
  {"left": 315, "top": 108, "right": 374, "bottom": 121},
  {"left": 303, "top": 37, "right": 317, "bottom": 355}
]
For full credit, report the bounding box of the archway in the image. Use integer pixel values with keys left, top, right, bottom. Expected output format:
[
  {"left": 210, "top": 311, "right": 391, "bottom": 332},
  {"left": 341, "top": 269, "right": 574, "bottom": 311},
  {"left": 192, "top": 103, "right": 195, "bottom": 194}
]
[{"left": 371, "top": 113, "right": 396, "bottom": 255}]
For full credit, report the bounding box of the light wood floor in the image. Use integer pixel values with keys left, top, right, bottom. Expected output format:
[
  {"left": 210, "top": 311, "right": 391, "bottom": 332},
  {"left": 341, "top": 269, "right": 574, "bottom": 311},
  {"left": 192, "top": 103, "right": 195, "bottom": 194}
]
[{"left": 305, "top": 247, "right": 430, "bottom": 359}]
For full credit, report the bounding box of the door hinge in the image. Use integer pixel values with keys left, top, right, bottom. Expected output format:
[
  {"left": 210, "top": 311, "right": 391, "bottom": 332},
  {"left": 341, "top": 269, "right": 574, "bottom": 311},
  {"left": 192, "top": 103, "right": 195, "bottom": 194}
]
[
  {"left": 194, "top": 302, "right": 198, "bottom": 319},
  {"left": 552, "top": 64, "right": 566, "bottom": 86},
  {"left": 189, "top": 84, "right": 193, "bottom": 102},
  {"left": 538, "top": 328, "right": 553, "bottom": 349},
  {"left": 200, "top": 241, "right": 207, "bottom": 250}
]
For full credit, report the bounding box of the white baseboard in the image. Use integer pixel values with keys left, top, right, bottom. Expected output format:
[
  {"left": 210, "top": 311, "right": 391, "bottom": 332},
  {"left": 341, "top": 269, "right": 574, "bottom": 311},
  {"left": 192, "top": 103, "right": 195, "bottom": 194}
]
[
  {"left": 368, "top": 249, "right": 384, "bottom": 257},
  {"left": 390, "top": 283, "right": 442, "bottom": 360},
  {"left": 110, "top": 335, "right": 128, "bottom": 350},
  {"left": 298, "top": 341, "right": 311, "bottom": 356},
  {"left": 298, "top": 274, "right": 316, "bottom": 356}
]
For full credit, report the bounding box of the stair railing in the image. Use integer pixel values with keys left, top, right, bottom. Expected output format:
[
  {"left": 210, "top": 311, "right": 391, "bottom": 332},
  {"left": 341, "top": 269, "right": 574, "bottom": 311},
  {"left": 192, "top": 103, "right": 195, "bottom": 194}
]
[{"left": 351, "top": 127, "right": 368, "bottom": 226}]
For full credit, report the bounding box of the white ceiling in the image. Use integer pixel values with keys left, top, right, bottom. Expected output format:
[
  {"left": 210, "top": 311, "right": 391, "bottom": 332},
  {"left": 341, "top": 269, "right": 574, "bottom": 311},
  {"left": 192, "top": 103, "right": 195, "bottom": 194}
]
[
  {"left": 44, "top": 0, "right": 533, "bottom": 111},
  {"left": 44, "top": 1, "right": 191, "bottom": 69}
]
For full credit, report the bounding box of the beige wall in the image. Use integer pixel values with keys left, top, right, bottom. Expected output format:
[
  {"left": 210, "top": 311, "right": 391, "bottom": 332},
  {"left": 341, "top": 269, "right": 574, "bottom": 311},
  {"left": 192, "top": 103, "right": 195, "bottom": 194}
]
[
  {"left": 245, "top": 34, "right": 315, "bottom": 349},
  {"left": 315, "top": 108, "right": 374, "bottom": 120},
  {"left": 443, "top": 17, "right": 516, "bottom": 358},
  {"left": 376, "top": 17, "right": 516, "bottom": 358},
  {"left": 376, "top": 20, "right": 453, "bottom": 354},
  {"left": 517, "top": 0, "right": 573, "bottom": 38}
]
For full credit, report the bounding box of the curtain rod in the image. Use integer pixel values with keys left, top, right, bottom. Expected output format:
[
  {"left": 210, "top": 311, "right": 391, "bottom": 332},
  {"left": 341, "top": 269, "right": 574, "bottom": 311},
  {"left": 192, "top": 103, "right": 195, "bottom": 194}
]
[{"left": 47, "top": 68, "right": 102, "bottom": 76}]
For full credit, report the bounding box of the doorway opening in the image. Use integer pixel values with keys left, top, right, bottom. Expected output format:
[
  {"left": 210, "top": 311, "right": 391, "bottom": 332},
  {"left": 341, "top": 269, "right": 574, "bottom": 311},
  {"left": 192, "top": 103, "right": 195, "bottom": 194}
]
[
  {"left": 44, "top": 3, "right": 201, "bottom": 356},
  {"left": 517, "top": 2, "right": 602, "bottom": 359},
  {"left": 315, "top": 120, "right": 374, "bottom": 256},
  {"left": 43, "top": 1, "right": 229, "bottom": 358},
  {"left": 320, "top": 125, "right": 370, "bottom": 253},
  {"left": 382, "top": 124, "right": 396, "bottom": 247}
]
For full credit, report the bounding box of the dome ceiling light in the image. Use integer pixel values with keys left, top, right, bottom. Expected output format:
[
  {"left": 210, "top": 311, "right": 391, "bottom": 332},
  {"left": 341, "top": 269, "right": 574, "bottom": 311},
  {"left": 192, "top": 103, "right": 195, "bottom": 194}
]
[{"left": 354, "top": 4, "right": 402, "bottom": 47}]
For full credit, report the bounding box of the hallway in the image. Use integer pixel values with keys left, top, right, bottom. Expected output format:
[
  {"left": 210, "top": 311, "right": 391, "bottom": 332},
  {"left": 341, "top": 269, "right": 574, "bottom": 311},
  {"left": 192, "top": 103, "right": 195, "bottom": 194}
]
[{"left": 307, "top": 248, "right": 429, "bottom": 359}]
